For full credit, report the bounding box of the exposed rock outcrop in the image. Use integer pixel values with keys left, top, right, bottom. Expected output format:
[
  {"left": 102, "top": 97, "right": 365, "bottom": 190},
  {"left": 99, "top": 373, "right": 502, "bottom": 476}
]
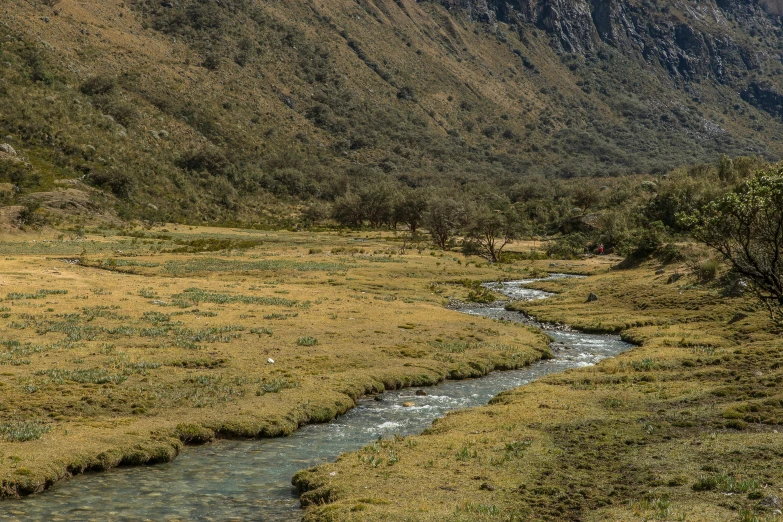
[{"left": 433, "top": 0, "right": 782, "bottom": 116}]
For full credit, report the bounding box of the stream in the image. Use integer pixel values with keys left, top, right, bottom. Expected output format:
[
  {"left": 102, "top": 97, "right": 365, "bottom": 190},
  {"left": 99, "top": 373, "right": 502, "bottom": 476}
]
[{"left": 4, "top": 275, "right": 632, "bottom": 521}]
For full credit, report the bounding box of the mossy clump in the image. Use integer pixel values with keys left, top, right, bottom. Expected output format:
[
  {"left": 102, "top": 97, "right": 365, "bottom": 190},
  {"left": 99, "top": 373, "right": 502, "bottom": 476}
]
[{"left": 174, "top": 423, "right": 215, "bottom": 444}]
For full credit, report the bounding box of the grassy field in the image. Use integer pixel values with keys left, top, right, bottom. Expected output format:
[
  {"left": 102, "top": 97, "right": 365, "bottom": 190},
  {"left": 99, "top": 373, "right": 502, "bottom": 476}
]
[
  {"left": 0, "top": 226, "right": 554, "bottom": 498},
  {"left": 295, "top": 258, "right": 783, "bottom": 521}
]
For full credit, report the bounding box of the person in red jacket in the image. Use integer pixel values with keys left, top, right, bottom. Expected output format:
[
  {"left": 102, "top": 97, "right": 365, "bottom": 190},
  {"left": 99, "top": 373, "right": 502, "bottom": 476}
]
[{"left": 598, "top": 244, "right": 604, "bottom": 255}]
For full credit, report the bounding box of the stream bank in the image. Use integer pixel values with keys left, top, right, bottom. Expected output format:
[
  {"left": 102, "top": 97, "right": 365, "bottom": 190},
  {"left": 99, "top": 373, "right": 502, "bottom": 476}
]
[{"left": 6, "top": 276, "right": 632, "bottom": 521}]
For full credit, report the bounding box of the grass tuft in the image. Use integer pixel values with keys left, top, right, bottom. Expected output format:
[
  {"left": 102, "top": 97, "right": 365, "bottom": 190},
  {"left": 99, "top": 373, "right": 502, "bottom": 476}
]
[{"left": 0, "top": 421, "right": 51, "bottom": 442}]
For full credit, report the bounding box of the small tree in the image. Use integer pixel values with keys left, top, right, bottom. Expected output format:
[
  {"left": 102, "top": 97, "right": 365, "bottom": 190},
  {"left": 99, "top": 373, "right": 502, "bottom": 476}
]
[
  {"left": 394, "top": 188, "right": 428, "bottom": 237},
  {"left": 465, "top": 204, "right": 523, "bottom": 263},
  {"left": 332, "top": 191, "right": 364, "bottom": 227},
  {"left": 359, "top": 183, "right": 396, "bottom": 229},
  {"left": 572, "top": 184, "right": 601, "bottom": 213},
  {"left": 425, "top": 195, "right": 467, "bottom": 249},
  {"left": 683, "top": 169, "right": 783, "bottom": 323}
]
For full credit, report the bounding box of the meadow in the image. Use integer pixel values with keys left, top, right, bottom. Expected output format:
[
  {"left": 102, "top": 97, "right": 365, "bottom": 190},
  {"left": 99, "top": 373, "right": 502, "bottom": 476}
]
[
  {"left": 295, "top": 254, "right": 783, "bottom": 522},
  {"left": 0, "top": 226, "right": 550, "bottom": 497},
  {"left": 2, "top": 224, "right": 781, "bottom": 522}
]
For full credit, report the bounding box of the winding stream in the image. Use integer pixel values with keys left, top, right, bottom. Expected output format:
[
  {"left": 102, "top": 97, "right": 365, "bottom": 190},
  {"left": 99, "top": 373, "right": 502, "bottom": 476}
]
[{"left": 4, "top": 275, "right": 632, "bottom": 522}]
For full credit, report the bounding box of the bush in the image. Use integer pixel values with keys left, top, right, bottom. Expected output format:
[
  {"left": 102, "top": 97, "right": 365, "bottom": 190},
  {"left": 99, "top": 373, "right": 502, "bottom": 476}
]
[
  {"left": 686, "top": 169, "right": 783, "bottom": 322},
  {"left": 694, "top": 258, "right": 719, "bottom": 282},
  {"left": 17, "top": 200, "right": 42, "bottom": 226},
  {"left": 87, "top": 171, "right": 134, "bottom": 199},
  {"left": 176, "top": 148, "right": 229, "bottom": 175},
  {"left": 657, "top": 243, "right": 683, "bottom": 264},
  {"left": 91, "top": 95, "right": 140, "bottom": 127},
  {"left": 546, "top": 233, "right": 587, "bottom": 259},
  {"left": 467, "top": 288, "right": 496, "bottom": 303},
  {"left": 203, "top": 53, "right": 221, "bottom": 70},
  {"left": 80, "top": 75, "right": 117, "bottom": 96},
  {"left": 0, "top": 160, "right": 37, "bottom": 188},
  {"left": 396, "top": 86, "right": 416, "bottom": 101},
  {"left": 632, "top": 221, "right": 667, "bottom": 257}
]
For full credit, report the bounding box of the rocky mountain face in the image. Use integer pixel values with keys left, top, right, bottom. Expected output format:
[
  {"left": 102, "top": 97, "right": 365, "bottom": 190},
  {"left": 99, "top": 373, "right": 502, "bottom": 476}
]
[{"left": 436, "top": 0, "right": 783, "bottom": 112}]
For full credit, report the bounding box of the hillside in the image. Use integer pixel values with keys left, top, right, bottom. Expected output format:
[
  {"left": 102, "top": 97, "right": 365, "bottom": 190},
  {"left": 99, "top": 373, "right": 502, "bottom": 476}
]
[{"left": 1, "top": 0, "right": 783, "bottom": 224}]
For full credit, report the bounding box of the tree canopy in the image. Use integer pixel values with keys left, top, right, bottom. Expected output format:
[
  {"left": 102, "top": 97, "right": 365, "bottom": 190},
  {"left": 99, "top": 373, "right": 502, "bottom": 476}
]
[{"left": 685, "top": 168, "right": 783, "bottom": 323}]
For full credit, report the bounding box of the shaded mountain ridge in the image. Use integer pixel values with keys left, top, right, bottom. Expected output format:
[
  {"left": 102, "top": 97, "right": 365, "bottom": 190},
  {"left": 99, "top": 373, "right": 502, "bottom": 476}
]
[{"left": 0, "top": 0, "right": 782, "bottom": 224}]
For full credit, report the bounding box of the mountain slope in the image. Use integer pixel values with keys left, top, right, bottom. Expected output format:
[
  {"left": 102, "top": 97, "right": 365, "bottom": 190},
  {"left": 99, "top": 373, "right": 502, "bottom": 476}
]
[{"left": 1, "top": 0, "right": 782, "bottom": 223}]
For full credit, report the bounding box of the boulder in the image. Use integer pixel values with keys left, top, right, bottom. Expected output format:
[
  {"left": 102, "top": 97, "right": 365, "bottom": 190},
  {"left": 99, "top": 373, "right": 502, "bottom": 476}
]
[
  {"left": 586, "top": 292, "right": 599, "bottom": 302},
  {"left": 655, "top": 269, "right": 665, "bottom": 275},
  {"left": 667, "top": 273, "right": 682, "bottom": 284},
  {"left": 480, "top": 482, "right": 496, "bottom": 491},
  {"left": 402, "top": 401, "right": 415, "bottom": 407},
  {"left": 415, "top": 389, "right": 427, "bottom": 396}
]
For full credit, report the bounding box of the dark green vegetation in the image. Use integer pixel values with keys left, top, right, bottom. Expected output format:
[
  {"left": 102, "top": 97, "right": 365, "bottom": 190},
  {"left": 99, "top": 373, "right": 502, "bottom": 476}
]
[
  {"left": 2, "top": 0, "right": 783, "bottom": 226},
  {"left": 398, "top": 155, "right": 766, "bottom": 264},
  {"left": 686, "top": 167, "right": 783, "bottom": 324}
]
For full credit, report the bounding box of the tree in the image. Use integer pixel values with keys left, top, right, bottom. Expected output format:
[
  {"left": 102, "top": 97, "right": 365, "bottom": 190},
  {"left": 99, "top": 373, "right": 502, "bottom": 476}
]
[
  {"left": 684, "top": 169, "right": 783, "bottom": 323},
  {"left": 394, "top": 188, "right": 428, "bottom": 237},
  {"left": 572, "top": 184, "right": 601, "bottom": 213},
  {"left": 465, "top": 203, "right": 524, "bottom": 263},
  {"left": 359, "top": 183, "right": 396, "bottom": 228},
  {"left": 646, "top": 169, "right": 723, "bottom": 231},
  {"left": 425, "top": 195, "right": 468, "bottom": 249},
  {"left": 331, "top": 191, "right": 364, "bottom": 227}
]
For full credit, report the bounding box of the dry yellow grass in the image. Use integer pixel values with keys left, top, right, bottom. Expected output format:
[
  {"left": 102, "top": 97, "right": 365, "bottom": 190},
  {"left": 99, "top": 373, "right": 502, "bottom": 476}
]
[{"left": 0, "top": 226, "right": 549, "bottom": 497}]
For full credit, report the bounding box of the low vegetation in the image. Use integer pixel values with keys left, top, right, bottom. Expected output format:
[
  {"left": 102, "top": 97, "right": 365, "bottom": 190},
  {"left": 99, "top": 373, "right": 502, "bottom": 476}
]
[{"left": 295, "top": 260, "right": 783, "bottom": 521}]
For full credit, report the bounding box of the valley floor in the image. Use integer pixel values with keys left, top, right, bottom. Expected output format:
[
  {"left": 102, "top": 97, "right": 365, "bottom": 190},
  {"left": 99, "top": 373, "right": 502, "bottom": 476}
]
[
  {"left": 0, "top": 226, "right": 549, "bottom": 498},
  {"left": 1, "top": 226, "right": 780, "bottom": 522},
  {"left": 296, "top": 256, "right": 783, "bottom": 522}
]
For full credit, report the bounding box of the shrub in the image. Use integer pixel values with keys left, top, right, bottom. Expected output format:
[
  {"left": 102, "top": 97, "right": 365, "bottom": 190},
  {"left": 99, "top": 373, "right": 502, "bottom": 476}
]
[
  {"left": 87, "top": 171, "right": 135, "bottom": 199},
  {"left": 175, "top": 148, "right": 229, "bottom": 176},
  {"left": 546, "top": 234, "right": 587, "bottom": 259},
  {"left": 17, "top": 200, "right": 43, "bottom": 226},
  {"left": 632, "top": 221, "right": 667, "bottom": 257},
  {"left": 396, "top": 86, "right": 416, "bottom": 101},
  {"left": 467, "top": 288, "right": 496, "bottom": 304},
  {"left": 203, "top": 53, "right": 221, "bottom": 70},
  {"left": 694, "top": 258, "right": 719, "bottom": 282},
  {"left": 80, "top": 75, "right": 117, "bottom": 96},
  {"left": 657, "top": 243, "right": 683, "bottom": 264}
]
